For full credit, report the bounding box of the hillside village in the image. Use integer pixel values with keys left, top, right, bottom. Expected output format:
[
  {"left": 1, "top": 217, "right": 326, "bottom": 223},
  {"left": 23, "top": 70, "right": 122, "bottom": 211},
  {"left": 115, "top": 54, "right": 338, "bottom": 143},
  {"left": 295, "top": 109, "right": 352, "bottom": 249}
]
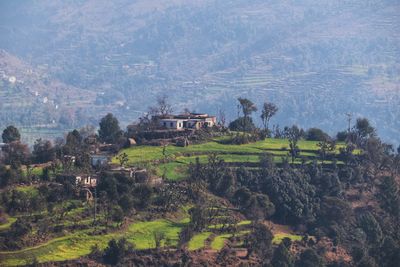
[{"left": 0, "top": 97, "right": 399, "bottom": 266}]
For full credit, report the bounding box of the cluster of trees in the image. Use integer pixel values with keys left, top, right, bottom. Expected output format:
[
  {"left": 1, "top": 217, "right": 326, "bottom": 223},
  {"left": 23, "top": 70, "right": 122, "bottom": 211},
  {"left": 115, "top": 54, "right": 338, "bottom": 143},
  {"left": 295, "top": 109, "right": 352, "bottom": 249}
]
[
  {"left": 183, "top": 115, "right": 400, "bottom": 266},
  {"left": 0, "top": 113, "right": 127, "bottom": 187},
  {"left": 229, "top": 97, "right": 278, "bottom": 136}
]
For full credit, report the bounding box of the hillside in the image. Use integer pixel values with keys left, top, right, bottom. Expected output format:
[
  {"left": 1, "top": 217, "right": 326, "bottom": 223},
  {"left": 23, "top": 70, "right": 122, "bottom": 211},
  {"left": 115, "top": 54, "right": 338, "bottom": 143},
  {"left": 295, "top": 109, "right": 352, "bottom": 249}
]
[{"left": 0, "top": 0, "right": 399, "bottom": 144}]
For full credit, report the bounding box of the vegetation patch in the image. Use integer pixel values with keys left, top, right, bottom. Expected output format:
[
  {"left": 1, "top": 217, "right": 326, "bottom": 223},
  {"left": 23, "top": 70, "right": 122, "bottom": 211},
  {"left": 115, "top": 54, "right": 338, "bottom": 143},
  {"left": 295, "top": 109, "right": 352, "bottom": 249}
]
[
  {"left": 0, "top": 218, "right": 189, "bottom": 266},
  {"left": 272, "top": 233, "right": 303, "bottom": 245},
  {"left": 187, "top": 232, "right": 212, "bottom": 251}
]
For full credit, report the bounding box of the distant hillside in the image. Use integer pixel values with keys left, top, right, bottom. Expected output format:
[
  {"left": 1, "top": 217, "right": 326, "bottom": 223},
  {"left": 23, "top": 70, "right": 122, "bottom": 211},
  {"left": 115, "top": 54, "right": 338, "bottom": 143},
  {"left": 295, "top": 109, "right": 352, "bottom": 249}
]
[{"left": 0, "top": 0, "right": 399, "bottom": 144}]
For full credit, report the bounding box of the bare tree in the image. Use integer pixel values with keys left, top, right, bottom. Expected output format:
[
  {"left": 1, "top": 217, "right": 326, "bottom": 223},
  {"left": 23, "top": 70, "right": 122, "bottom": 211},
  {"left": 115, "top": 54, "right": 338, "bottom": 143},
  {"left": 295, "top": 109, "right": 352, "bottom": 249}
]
[
  {"left": 218, "top": 109, "right": 226, "bottom": 127},
  {"left": 286, "top": 125, "right": 302, "bottom": 164},
  {"left": 149, "top": 95, "right": 173, "bottom": 117}
]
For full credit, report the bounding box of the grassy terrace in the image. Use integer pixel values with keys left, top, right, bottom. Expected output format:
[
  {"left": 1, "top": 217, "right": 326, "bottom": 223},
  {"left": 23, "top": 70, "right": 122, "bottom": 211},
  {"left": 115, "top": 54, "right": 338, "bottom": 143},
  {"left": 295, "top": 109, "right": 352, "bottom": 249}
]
[
  {"left": 188, "top": 232, "right": 212, "bottom": 251},
  {"left": 272, "top": 233, "right": 303, "bottom": 245},
  {"left": 0, "top": 217, "right": 190, "bottom": 266},
  {"left": 0, "top": 208, "right": 305, "bottom": 265},
  {"left": 114, "top": 138, "right": 346, "bottom": 180},
  {"left": 0, "top": 216, "right": 17, "bottom": 232}
]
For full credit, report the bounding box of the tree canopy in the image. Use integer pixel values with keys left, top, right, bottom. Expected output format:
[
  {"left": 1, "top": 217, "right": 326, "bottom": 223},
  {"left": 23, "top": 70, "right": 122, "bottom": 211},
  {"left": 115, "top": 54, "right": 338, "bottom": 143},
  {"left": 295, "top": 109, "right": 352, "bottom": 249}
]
[
  {"left": 98, "top": 113, "right": 123, "bottom": 144},
  {"left": 2, "top": 126, "right": 21, "bottom": 143}
]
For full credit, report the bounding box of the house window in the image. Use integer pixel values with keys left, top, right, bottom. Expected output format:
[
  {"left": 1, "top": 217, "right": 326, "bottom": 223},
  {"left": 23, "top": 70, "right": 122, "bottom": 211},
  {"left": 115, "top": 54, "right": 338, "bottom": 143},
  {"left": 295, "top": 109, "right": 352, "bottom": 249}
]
[
  {"left": 179, "top": 123, "right": 182, "bottom": 127},
  {"left": 163, "top": 122, "right": 167, "bottom": 127},
  {"left": 170, "top": 122, "right": 173, "bottom": 127}
]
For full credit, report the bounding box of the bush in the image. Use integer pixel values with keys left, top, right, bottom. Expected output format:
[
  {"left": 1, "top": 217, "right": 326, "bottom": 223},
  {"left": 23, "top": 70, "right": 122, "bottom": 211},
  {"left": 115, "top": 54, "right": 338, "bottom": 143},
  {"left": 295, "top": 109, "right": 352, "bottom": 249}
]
[
  {"left": 306, "top": 128, "right": 330, "bottom": 141},
  {"left": 103, "top": 238, "right": 134, "bottom": 265},
  {"left": 228, "top": 117, "right": 256, "bottom": 132},
  {"left": 336, "top": 131, "right": 348, "bottom": 142}
]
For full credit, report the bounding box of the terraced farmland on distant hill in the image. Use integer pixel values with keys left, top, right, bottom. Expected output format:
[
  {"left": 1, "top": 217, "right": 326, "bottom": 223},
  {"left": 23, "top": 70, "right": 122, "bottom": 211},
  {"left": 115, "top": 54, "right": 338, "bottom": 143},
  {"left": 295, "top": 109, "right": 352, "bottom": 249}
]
[{"left": 0, "top": 0, "right": 399, "bottom": 145}]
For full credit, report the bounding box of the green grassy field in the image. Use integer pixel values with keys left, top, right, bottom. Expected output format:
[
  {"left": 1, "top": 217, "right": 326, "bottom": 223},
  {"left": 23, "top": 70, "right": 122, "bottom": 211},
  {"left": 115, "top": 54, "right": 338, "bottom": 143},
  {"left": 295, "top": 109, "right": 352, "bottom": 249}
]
[
  {"left": 188, "top": 232, "right": 212, "bottom": 251},
  {"left": 210, "top": 233, "right": 233, "bottom": 250},
  {"left": 115, "top": 138, "right": 345, "bottom": 180},
  {"left": 0, "top": 217, "right": 189, "bottom": 266},
  {"left": 210, "top": 230, "right": 250, "bottom": 250},
  {"left": 0, "top": 208, "right": 305, "bottom": 266},
  {"left": 14, "top": 185, "right": 39, "bottom": 196},
  {"left": 272, "top": 233, "right": 303, "bottom": 244},
  {"left": 0, "top": 216, "right": 17, "bottom": 231},
  {"left": 114, "top": 138, "right": 336, "bottom": 165}
]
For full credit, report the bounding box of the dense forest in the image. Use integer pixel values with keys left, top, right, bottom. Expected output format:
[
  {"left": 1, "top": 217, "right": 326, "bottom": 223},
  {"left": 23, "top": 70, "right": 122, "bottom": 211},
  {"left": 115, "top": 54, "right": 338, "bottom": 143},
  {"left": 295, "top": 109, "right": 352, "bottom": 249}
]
[{"left": 0, "top": 97, "right": 399, "bottom": 266}]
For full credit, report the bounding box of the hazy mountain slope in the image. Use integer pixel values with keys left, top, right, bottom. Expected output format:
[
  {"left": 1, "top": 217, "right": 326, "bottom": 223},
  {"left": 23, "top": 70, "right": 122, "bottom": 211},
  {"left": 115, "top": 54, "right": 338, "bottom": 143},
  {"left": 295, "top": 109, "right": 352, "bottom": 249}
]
[{"left": 0, "top": 0, "right": 399, "bottom": 144}]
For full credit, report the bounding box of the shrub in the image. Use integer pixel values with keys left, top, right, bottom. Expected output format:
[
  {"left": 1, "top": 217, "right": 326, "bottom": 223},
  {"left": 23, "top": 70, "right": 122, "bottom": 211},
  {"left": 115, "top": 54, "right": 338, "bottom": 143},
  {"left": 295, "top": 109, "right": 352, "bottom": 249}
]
[
  {"left": 228, "top": 117, "right": 256, "bottom": 132},
  {"left": 306, "top": 128, "right": 330, "bottom": 141},
  {"left": 103, "top": 238, "right": 134, "bottom": 265}
]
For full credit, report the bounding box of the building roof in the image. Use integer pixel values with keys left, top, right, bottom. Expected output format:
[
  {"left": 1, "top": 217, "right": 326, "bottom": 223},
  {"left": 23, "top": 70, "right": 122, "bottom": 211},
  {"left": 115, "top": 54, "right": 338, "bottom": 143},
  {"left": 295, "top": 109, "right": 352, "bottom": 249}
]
[{"left": 159, "top": 118, "right": 185, "bottom": 122}]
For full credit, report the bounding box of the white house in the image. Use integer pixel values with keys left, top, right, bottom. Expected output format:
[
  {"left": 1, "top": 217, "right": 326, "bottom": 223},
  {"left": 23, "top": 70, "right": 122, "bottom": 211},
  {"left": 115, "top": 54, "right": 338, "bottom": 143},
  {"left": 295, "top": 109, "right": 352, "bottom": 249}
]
[
  {"left": 156, "top": 113, "right": 217, "bottom": 130},
  {"left": 158, "top": 119, "right": 185, "bottom": 130},
  {"left": 75, "top": 175, "right": 97, "bottom": 187}
]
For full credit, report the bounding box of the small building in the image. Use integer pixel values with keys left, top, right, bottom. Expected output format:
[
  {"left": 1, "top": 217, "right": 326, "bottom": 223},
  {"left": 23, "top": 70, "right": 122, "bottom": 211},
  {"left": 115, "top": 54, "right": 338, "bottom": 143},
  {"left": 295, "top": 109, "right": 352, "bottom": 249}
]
[
  {"left": 159, "top": 119, "right": 185, "bottom": 130},
  {"left": 128, "top": 138, "right": 137, "bottom": 146},
  {"left": 76, "top": 175, "right": 97, "bottom": 188},
  {"left": 108, "top": 166, "right": 162, "bottom": 186},
  {"left": 90, "top": 154, "right": 109, "bottom": 167},
  {"left": 156, "top": 112, "right": 217, "bottom": 130}
]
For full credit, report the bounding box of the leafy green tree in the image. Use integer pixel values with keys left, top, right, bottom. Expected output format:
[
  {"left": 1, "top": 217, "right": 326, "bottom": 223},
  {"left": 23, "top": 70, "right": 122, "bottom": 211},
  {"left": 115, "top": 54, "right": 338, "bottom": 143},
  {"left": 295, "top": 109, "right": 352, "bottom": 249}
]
[
  {"left": 261, "top": 102, "right": 278, "bottom": 134},
  {"left": 246, "top": 193, "right": 275, "bottom": 220},
  {"left": 117, "top": 152, "right": 129, "bottom": 167},
  {"left": 355, "top": 118, "right": 375, "bottom": 139},
  {"left": 63, "top": 129, "right": 82, "bottom": 155},
  {"left": 358, "top": 212, "right": 382, "bottom": 244},
  {"left": 272, "top": 242, "right": 294, "bottom": 267},
  {"left": 98, "top": 113, "right": 123, "bottom": 144},
  {"left": 188, "top": 205, "right": 208, "bottom": 232},
  {"left": 33, "top": 139, "right": 55, "bottom": 163},
  {"left": 229, "top": 117, "right": 256, "bottom": 132},
  {"left": 118, "top": 194, "right": 134, "bottom": 214},
  {"left": 306, "top": 128, "right": 330, "bottom": 141},
  {"left": 3, "top": 141, "right": 30, "bottom": 167},
  {"left": 111, "top": 205, "right": 124, "bottom": 223},
  {"left": 133, "top": 184, "right": 153, "bottom": 210},
  {"left": 215, "top": 170, "right": 235, "bottom": 197},
  {"left": 318, "top": 197, "right": 352, "bottom": 226},
  {"left": 2, "top": 126, "right": 21, "bottom": 143},
  {"left": 378, "top": 176, "right": 400, "bottom": 217},
  {"left": 356, "top": 256, "right": 378, "bottom": 267},
  {"left": 262, "top": 169, "right": 317, "bottom": 224},
  {"left": 102, "top": 238, "right": 134, "bottom": 265},
  {"left": 238, "top": 97, "right": 257, "bottom": 118},
  {"left": 259, "top": 153, "right": 275, "bottom": 171},
  {"left": 336, "top": 131, "right": 348, "bottom": 142},
  {"left": 237, "top": 98, "right": 257, "bottom": 132},
  {"left": 296, "top": 249, "right": 324, "bottom": 267},
  {"left": 245, "top": 222, "right": 273, "bottom": 261},
  {"left": 317, "top": 139, "right": 336, "bottom": 164},
  {"left": 379, "top": 237, "right": 400, "bottom": 267},
  {"left": 0, "top": 164, "right": 17, "bottom": 187}
]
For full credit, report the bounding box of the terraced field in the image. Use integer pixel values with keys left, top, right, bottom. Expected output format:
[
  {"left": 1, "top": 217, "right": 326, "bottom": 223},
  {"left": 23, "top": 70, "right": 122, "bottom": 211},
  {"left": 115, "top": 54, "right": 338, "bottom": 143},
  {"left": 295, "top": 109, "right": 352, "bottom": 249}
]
[
  {"left": 0, "top": 197, "right": 306, "bottom": 266},
  {"left": 0, "top": 215, "right": 189, "bottom": 266},
  {"left": 114, "top": 137, "right": 345, "bottom": 180}
]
